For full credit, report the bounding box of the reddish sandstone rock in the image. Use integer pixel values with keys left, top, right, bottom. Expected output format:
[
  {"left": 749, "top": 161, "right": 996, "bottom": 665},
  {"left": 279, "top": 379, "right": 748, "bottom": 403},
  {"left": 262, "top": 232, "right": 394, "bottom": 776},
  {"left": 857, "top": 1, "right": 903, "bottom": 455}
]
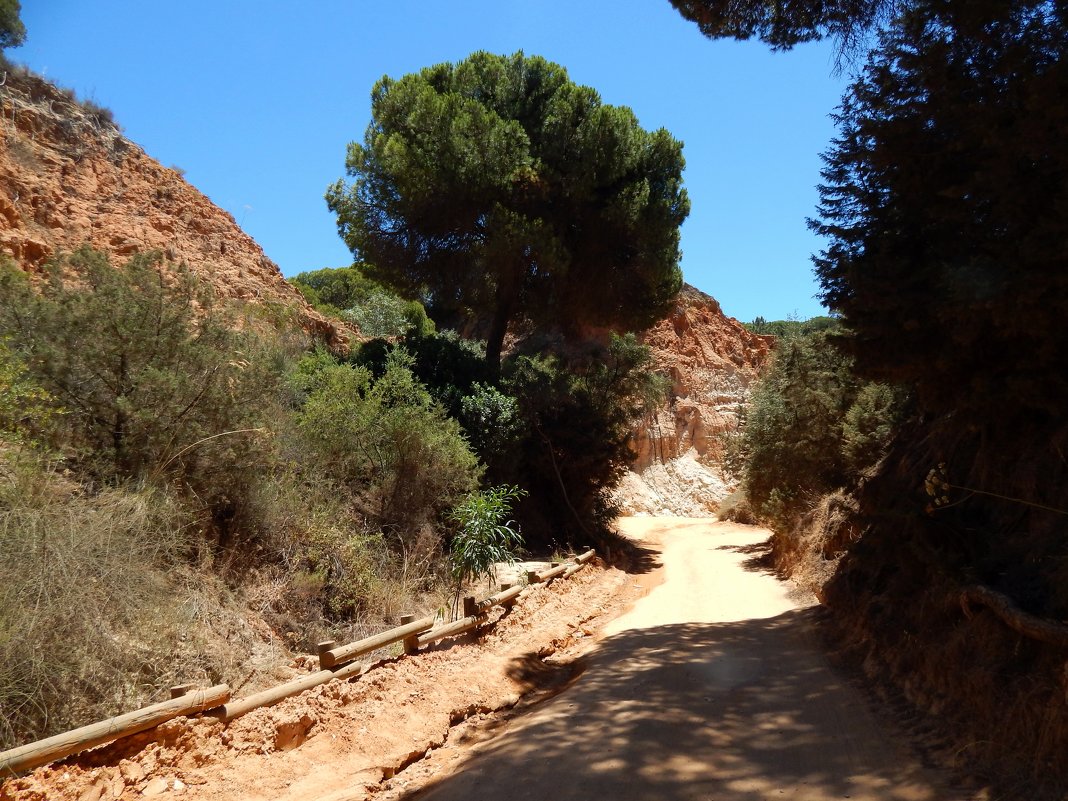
[
  {"left": 619, "top": 285, "right": 772, "bottom": 515},
  {"left": 0, "top": 69, "right": 343, "bottom": 346}
]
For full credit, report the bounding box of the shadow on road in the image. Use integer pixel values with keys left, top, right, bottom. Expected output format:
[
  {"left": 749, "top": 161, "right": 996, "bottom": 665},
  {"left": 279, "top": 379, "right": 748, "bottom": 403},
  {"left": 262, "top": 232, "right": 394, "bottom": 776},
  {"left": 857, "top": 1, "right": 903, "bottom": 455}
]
[
  {"left": 717, "top": 537, "right": 779, "bottom": 576},
  {"left": 405, "top": 609, "right": 947, "bottom": 801}
]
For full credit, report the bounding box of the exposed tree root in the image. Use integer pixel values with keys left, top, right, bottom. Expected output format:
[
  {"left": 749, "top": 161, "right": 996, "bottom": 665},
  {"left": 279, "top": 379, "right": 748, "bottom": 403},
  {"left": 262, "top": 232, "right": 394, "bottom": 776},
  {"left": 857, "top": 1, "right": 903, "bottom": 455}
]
[{"left": 959, "top": 585, "right": 1068, "bottom": 648}]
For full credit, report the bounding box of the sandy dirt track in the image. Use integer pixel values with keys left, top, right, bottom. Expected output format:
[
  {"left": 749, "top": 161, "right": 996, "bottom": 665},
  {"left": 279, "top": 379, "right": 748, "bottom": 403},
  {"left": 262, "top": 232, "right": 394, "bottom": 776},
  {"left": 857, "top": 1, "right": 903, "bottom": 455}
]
[
  {"left": 409, "top": 518, "right": 972, "bottom": 801},
  {"left": 3, "top": 519, "right": 973, "bottom": 801}
]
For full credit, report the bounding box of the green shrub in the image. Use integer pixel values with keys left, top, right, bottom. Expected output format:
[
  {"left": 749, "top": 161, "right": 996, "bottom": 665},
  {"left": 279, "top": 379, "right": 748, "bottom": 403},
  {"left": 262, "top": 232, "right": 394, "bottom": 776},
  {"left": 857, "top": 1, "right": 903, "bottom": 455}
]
[
  {"left": 0, "top": 250, "right": 271, "bottom": 490},
  {"left": 291, "top": 264, "right": 433, "bottom": 338},
  {"left": 343, "top": 287, "right": 433, "bottom": 339},
  {"left": 296, "top": 348, "right": 481, "bottom": 534},
  {"left": 0, "top": 337, "right": 59, "bottom": 443},
  {"left": 446, "top": 485, "right": 525, "bottom": 617},
  {"left": 740, "top": 326, "right": 902, "bottom": 532},
  {"left": 502, "top": 333, "right": 667, "bottom": 545},
  {"left": 459, "top": 382, "right": 524, "bottom": 474}
]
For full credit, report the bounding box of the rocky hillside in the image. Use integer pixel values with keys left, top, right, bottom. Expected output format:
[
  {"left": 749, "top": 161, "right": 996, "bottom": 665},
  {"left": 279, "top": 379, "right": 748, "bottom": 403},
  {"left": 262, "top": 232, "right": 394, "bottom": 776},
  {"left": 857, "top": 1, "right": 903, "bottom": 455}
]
[
  {"left": 0, "top": 68, "right": 341, "bottom": 345},
  {"left": 0, "top": 67, "right": 767, "bottom": 518},
  {"left": 616, "top": 285, "right": 771, "bottom": 516}
]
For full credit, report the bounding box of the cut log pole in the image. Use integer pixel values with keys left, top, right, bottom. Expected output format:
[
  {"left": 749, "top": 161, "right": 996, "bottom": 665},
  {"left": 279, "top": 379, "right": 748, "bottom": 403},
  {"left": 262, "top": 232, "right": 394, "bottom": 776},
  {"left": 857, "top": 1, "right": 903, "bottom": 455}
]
[
  {"left": 316, "top": 640, "right": 336, "bottom": 669},
  {"left": 563, "top": 561, "right": 587, "bottom": 579},
  {"left": 479, "top": 582, "right": 525, "bottom": 611},
  {"left": 216, "top": 660, "right": 368, "bottom": 722},
  {"left": 498, "top": 582, "right": 517, "bottom": 609},
  {"left": 415, "top": 614, "right": 485, "bottom": 648},
  {"left": 319, "top": 616, "right": 434, "bottom": 668},
  {"left": 575, "top": 548, "right": 596, "bottom": 564},
  {"left": 537, "top": 563, "right": 569, "bottom": 582},
  {"left": 0, "top": 684, "right": 230, "bottom": 777}
]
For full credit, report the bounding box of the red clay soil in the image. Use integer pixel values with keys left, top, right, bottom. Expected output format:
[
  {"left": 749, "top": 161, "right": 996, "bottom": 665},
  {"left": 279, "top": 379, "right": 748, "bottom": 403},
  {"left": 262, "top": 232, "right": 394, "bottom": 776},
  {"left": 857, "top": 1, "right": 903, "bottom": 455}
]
[
  {"left": 1, "top": 558, "right": 640, "bottom": 801},
  {"left": 2, "top": 519, "right": 977, "bottom": 801}
]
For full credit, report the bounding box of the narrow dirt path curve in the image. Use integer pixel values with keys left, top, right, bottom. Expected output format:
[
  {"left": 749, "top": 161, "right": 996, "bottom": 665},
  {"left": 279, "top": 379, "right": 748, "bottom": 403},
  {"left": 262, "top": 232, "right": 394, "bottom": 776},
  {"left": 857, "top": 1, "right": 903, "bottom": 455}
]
[{"left": 411, "top": 517, "right": 968, "bottom": 801}]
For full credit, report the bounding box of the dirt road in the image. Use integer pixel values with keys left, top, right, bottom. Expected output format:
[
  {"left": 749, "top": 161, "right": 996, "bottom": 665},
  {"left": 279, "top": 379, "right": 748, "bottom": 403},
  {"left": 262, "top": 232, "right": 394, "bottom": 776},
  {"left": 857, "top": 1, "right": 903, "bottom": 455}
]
[
  {"left": 5, "top": 518, "right": 970, "bottom": 801},
  {"left": 412, "top": 518, "right": 967, "bottom": 801}
]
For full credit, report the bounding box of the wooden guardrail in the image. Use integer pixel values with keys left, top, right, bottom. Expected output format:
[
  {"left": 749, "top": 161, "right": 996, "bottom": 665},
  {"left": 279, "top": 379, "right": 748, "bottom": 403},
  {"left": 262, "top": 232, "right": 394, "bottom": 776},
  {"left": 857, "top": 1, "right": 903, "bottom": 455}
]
[
  {"left": 0, "top": 549, "right": 596, "bottom": 777},
  {"left": 0, "top": 685, "right": 230, "bottom": 777},
  {"left": 318, "top": 615, "right": 436, "bottom": 669}
]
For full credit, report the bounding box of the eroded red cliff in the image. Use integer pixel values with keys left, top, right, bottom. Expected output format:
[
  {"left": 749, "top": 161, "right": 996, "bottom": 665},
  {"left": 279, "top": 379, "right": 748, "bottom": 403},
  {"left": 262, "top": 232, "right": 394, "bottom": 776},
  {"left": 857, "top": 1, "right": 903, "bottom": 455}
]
[
  {"left": 617, "top": 284, "right": 772, "bottom": 515},
  {"left": 0, "top": 69, "right": 341, "bottom": 345}
]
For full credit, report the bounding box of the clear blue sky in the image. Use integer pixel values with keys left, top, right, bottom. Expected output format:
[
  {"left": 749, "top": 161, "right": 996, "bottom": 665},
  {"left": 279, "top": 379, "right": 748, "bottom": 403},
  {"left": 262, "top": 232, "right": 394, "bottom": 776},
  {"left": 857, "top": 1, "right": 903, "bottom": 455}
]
[{"left": 14, "top": 0, "right": 849, "bottom": 323}]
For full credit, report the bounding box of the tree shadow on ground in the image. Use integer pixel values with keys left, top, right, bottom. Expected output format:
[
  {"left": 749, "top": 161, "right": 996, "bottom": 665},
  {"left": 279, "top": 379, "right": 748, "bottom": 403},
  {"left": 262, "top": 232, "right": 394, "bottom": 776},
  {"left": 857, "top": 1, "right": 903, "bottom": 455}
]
[
  {"left": 601, "top": 535, "right": 661, "bottom": 576},
  {"left": 718, "top": 537, "right": 778, "bottom": 576},
  {"left": 404, "top": 609, "right": 956, "bottom": 801}
]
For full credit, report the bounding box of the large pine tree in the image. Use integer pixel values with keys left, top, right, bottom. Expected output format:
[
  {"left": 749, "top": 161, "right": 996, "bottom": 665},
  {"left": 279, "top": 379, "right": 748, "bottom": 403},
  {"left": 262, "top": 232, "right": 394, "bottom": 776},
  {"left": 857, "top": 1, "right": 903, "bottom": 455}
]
[
  {"left": 326, "top": 51, "right": 689, "bottom": 374},
  {"left": 811, "top": 0, "right": 1068, "bottom": 419}
]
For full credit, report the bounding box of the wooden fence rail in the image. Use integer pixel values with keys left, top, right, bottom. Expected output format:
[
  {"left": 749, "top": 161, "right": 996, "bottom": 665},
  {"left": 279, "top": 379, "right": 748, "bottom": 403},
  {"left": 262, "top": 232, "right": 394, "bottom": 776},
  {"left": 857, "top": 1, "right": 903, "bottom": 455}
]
[
  {"left": 0, "top": 549, "right": 597, "bottom": 777},
  {"left": 0, "top": 685, "right": 230, "bottom": 777},
  {"left": 318, "top": 616, "right": 435, "bottom": 669}
]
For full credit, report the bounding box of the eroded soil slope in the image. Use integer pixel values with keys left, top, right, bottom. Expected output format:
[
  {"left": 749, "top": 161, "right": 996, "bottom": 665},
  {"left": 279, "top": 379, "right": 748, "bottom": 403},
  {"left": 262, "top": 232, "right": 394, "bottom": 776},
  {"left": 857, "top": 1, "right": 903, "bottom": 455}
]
[
  {"left": 1, "top": 559, "right": 641, "bottom": 801},
  {"left": 0, "top": 69, "right": 341, "bottom": 345}
]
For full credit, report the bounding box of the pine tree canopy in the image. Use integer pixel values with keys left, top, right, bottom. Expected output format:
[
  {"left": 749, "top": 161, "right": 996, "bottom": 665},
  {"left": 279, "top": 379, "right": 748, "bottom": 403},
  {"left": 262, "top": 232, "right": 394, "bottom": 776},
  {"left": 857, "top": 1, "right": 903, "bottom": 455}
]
[
  {"left": 811, "top": 0, "right": 1068, "bottom": 418},
  {"left": 667, "top": 0, "right": 898, "bottom": 51},
  {"left": 326, "top": 51, "right": 689, "bottom": 373}
]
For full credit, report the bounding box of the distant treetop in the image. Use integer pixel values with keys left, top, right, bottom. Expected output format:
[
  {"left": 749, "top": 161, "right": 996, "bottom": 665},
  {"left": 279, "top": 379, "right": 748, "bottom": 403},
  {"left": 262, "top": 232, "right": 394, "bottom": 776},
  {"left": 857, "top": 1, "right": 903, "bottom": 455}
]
[
  {"left": 326, "top": 50, "right": 689, "bottom": 374},
  {"left": 0, "top": 0, "right": 25, "bottom": 50}
]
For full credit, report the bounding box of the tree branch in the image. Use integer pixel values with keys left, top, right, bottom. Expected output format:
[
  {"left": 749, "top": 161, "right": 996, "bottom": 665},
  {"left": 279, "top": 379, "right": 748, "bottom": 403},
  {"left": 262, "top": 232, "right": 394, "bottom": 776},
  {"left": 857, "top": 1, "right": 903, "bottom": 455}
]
[{"left": 959, "top": 584, "right": 1068, "bottom": 648}]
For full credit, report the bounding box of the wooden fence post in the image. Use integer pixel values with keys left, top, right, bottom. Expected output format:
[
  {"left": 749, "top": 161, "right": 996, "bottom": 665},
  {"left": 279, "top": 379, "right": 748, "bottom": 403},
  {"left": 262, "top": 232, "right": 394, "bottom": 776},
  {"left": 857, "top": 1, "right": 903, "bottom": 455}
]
[
  {"left": 317, "top": 640, "right": 336, "bottom": 670},
  {"left": 400, "top": 615, "right": 419, "bottom": 655}
]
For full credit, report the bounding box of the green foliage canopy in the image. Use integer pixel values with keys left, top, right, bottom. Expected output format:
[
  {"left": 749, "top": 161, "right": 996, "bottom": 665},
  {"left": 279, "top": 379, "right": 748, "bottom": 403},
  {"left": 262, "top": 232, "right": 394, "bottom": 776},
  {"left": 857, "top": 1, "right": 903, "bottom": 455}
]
[
  {"left": 811, "top": 0, "right": 1068, "bottom": 419},
  {"left": 326, "top": 51, "right": 689, "bottom": 372},
  {"left": 0, "top": 0, "right": 25, "bottom": 50},
  {"left": 667, "top": 0, "right": 898, "bottom": 51}
]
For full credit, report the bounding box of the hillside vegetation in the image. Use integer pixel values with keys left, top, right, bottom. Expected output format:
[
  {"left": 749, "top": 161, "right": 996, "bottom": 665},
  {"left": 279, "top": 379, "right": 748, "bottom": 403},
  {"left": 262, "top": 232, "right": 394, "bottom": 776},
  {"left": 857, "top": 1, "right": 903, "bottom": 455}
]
[
  {"left": 690, "top": 1, "right": 1068, "bottom": 796},
  {"left": 0, "top": 45, "right": 684, "bottom": 748}
]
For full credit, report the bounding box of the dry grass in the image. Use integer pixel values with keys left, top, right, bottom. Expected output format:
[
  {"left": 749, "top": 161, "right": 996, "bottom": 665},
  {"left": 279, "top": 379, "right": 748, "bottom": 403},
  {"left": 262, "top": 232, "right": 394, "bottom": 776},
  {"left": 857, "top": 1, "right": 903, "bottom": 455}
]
[{"left": 0, "top": 448, "right": 288, "bottom": 749}]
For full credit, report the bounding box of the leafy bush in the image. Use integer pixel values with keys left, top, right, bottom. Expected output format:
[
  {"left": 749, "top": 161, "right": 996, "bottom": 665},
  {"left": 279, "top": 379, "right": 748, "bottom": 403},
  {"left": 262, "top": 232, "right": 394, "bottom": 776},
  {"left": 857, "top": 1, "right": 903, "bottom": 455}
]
[
  {"left": 459, "top": 382, "right": 524, "bottom": 475},
  {"left": 0, "top": 249, "right": 271, "bottom": 489},
  {"left": 446, "top": 485, "right": 525, "bottom": 617},
  {"left": 0, "top": 337, "right": 58, "bottom": 443},
  {"left": 296, "top": 348, "right": 481, "bottom": 535},
  {"left": 291, "top": 264, "right": 433, "bottom": 338},
  {"left": 343, "top": 287, "right": 432, "bottom": 339},
  {"left": 502, "top": 333, "right": 667, "bottom": 545},
  {"left": 739, "top": 326, "right": 902, "bottom": 532}
]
